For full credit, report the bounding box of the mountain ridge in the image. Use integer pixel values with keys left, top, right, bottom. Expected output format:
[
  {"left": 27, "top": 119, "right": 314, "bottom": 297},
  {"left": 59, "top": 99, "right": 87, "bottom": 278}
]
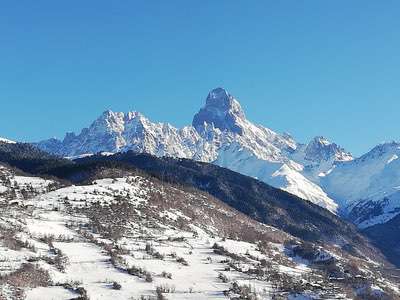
[
  {"left": 32, "top": 88, "right": 400, "bottom": 231},
  {"left": 36, "top": 88, "right": 341, "bottom": 213}
]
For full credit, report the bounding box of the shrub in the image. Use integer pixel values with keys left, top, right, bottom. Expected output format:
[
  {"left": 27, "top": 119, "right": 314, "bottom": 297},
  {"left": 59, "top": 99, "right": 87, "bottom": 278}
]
[
  {"left": 292, "top": 242, "right": 318, "bottom": 261},
  {"left": 145, "top": 273, "right": 153, "bottom": 283},
  {"left": 0, "top": 263, "right": 52, "bottom": 288},
  {"left": 75, "top": 286, "right": 90, "bottom": 300},
  {"left": 229, "top": 282, "right": 259, "bottom": 300},
  {"left": 218, "top": 272, "right": 229, "bottom": 283},
  {"left": 153, "top": 251, "right": 165, "bottom": 260},
  {"left": 161, "top": 271, "right": 172, "bottom": 279},
  {"left": 127, "top": 265, "right": 143, "bottom": 277},
  {"left": 176, "top": 257, "right": 189, "bottom": 266},
  {"left": 155, "top": 289, "right": 166, "bottom": 300},
  {"left": 112, "top": 281, "right": 122, "bottom": 290},
  {"left": 145, "top": 243, "right": 153, "bottom": 254}
]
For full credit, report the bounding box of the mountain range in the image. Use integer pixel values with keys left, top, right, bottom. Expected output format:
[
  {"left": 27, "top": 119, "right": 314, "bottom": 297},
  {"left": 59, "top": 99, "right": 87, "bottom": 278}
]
[
  {"left": 34, "top": 88, "right": 400, "bottom": 234},
  {"left": 1, "top": 89, "right": 400, "bottom": 298}
]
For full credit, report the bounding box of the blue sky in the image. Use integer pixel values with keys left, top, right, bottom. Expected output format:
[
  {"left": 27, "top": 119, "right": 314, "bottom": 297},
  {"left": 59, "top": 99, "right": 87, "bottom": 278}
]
[{"left": 1, "top": 1, "right": 399, "bottom": 156}]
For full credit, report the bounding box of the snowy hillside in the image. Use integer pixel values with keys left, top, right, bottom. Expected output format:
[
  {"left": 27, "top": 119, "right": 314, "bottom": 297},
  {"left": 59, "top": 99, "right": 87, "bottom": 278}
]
[
  {"left": 0, "top": 138, "right": 16, "bottom": 144},
  {"left": 0, "top": 164, "right": 398, "bottom": 299}
]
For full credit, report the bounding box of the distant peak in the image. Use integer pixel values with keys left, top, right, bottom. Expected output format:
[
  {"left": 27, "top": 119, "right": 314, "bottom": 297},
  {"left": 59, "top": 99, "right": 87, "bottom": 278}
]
[
  {"left": 193, "top": 87, "right": 246, "bottom": 134},
  {"left": 100, "top": 109, "right": 115, "bottom": 117},
  {"left": 305, "top": 136, "right": 352, "bottom": 162},
  {"left": 205, "top": 87, "right": 245, "bottom": 117},
  {"left": 379, "top": 140, "right": 400, "bottom": 147},
  {"left": 206, "top": 87, "right": 230, "bottom": 102},
  {"left": 102, "top": 109, "right": 113, "bottom": 114},
  {"left": 99, "top": 110, "right": 148, "bottom": 122},
  {"left": 311, "top": 136, "right": 331, "bottom": 146},
  {"left": 126, "top": 111, "right": 141, "bottom": 117},
  {"left": 366, "top": 141, "right": 400, "bottom": 156}
]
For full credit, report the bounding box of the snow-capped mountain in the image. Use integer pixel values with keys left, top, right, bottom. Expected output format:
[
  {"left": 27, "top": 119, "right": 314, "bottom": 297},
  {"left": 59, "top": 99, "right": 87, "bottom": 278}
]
[
  {"left": 292, "top": 136, "right": 352, "bottom": 173},
  {"left": 35, "top": 87, "right": 400, "bottom": 229},
  {"left": 38, "top": 110, "right": 205, "bottom": 160},
  {"left": 320, "top": 142, "right": 400, "bottom": 228},
  {"left": 37, "top": 88, "right": 340, "bottom": 213},
  {"left": 289, "top": 136, "right": 354, "bottom": 188}
]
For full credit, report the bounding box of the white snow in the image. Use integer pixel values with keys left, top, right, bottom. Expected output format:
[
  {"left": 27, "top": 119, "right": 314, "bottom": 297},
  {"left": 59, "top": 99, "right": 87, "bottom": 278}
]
[
  {"left": 321, "top": 142, "right": 400, "bottom": 226},
  {"left": 25, "top": 286, "right": 76, "bottom": 300},
  {"left": 0, "top": 137, "right": 16, "bottom": 144},
  {"left": 36, "top": 89, "right": 339, "bottom": 212},
  {"left": 0, "top": 169, "right": 398, "bottom": 299}
]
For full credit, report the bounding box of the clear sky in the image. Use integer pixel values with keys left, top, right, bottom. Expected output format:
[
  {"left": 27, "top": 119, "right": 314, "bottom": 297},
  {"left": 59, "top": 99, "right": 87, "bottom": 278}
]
[{"left": 1, "top": 1, "right": 399, "bottom": 156}]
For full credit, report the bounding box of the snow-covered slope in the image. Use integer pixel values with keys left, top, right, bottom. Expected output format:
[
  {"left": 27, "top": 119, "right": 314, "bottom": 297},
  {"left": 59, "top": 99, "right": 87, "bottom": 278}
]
[
  {"left": 36, "top": 88, "right": 338, "bottom": 213},
  {"left": 320, "top": 142, "right": 400, "bottom": 228},
  {"left": 0, "top": 164, "right": 57, "bottom": 199},
  {"left": 214, "top": 142, "right": 339, "bottom": 213},
  {"left": 0, "top": 165, "right": 398, "bottom": 299},
  {"left": 0, "top": 137, "right": 16, "bottom": 144}
]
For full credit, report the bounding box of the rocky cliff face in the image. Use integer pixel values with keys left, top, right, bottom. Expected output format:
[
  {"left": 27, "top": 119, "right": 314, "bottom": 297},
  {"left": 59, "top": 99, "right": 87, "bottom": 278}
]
[{"left": 192, "top": 87, "right": 246, "bottom": 134}]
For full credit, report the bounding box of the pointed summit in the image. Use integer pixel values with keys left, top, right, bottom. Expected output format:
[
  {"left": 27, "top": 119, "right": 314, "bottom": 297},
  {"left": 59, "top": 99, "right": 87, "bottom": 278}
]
[
  {"left": 192, "top": 88, "right": 246, "bottom": 134},
  {"left": 304, "top": 136, "right": 352, "bottom": 162}
]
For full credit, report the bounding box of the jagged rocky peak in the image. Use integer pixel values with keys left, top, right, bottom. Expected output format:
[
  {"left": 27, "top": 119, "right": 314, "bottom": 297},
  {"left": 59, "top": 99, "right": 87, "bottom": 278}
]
[
  {"left": 304, "top": 136, "right": 353, "bottom": 162},
  {"left": 90, "top": 110, "right": 125, "bottom": 133},
  {"left": 192, "top": 87, "right": 246, "bottom": 134},
  {"left": 125, "top": 110, "right": 145, "bottom": 120},
  {"left": 96, "top": 110, "right": 153, "bottom": 132}
]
